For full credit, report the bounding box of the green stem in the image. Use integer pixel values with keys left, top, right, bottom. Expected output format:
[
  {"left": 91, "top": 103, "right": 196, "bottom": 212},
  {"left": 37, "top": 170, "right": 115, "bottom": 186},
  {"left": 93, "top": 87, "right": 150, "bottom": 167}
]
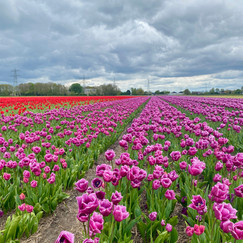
[
  {"left": 110, "top": 216, "right": 115, "bottom": 243},
  {"left": 150, "top": 223, "right": 153, "bottom": 243},
  {"left": 210, "top": 218, "right": 217, "bottom": 242},
  {"left": 82, "top": 222, "right": 87, "bottom": 238},
  {"left": 119, "top": 221, "right": 122, "bottom": 239}
]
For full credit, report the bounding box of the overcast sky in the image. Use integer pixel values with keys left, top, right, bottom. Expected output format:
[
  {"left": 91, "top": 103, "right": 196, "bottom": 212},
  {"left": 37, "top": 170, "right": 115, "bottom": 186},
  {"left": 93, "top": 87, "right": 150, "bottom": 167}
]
[{"left": 0, "top": 0, "right": 243, "bottom": 92}]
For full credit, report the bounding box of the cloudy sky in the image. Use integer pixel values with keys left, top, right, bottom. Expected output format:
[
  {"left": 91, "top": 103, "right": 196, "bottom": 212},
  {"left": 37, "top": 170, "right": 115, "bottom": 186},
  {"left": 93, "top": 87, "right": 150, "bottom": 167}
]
[{"left": 0, "top": 0, "right": 243, "bottom": 92}]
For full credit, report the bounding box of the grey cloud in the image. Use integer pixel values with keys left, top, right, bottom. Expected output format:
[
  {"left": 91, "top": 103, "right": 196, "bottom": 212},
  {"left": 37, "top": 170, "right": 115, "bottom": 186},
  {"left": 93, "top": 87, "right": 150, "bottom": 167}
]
[{"left": 0, "top": 0, "right": 243, "bottom": 91}]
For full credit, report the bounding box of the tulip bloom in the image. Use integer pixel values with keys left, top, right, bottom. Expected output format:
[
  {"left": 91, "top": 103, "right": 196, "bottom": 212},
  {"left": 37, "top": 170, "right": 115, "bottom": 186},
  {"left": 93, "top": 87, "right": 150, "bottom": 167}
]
[
  {"left": 166, "top": 223, "right": 172, "bottom": 232},
  {"left": 89, "top": 212, "right": 104, "bottom": 235},
  {"left": 185, "top": 226, "right": 194, "bottom": 236},
  {"left": 188, "top": 195, "right": 207, "bottom": 215},
  {"left": 231, "top": 221, "right": 243, "bottom": 240},
  {"left": 113, "top": 205, "right": 129, "bottom": 222},
  {"left": 55, "top": 231, "right": 74, "bottom": 243},
  {"left": 3, "top": 173, "right": 11, "bottom": 181},
  {"left": 75, "top": 179, "right": 89, "bottom": 193},
  {"left": 165, "top": 190, "right": 176, "bottom": 200},
  {"left": 213, "top": 202, "right": 237, "bottom": 221},
  {"left": 193, "top": 224, "right": 205, "bottom": 235},
  {"left": 208, "top": 182, "right": 229, "bottom": 203},
  {"left": 99, "top": 199, "right": 113, "bottom": 216},
  {"left": 76, "top": 193, "right": 99, "bottom": 215},
  {"left": 149, "top": 212, "right": 157, "bottom": 221}
]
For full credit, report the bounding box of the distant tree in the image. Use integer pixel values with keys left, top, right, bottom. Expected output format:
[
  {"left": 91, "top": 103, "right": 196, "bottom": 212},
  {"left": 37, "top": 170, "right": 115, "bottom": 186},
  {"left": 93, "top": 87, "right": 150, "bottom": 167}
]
[
  {"left": 0, "top": 84, "right": 14, "bottom": 96},
  {"left": 209, "top": 88, "right": 215, "bottom": 94},
  {"left": 183, "top": 89, "right": 191, "bottom": 95},
  {"left": 121, "top": 90, "right": 131, "bottom": 95},
  {"left": 234, "top": 89, "right": 242, "bottom": 95},
  {"left": 69, "top": 83, "right": 83, "bottom": 95},
  {"left": 95, "top": 84, "right": 120, "bottom": 96},
  {"left": 215, "top": 88, "right": 220, "bottom": 94},
  {"left": 131, "top": 88, "right": 144, "bottom": 95}
]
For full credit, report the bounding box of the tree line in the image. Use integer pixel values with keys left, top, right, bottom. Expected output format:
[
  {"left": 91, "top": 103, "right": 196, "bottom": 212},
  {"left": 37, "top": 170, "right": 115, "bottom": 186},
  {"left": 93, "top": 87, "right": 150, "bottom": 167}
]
[
  {"left": 0, "top": 82, "right": 170, "bottom": 96},
  {"left": 183, "top": 87, "right": 243, "bottom": 96}
]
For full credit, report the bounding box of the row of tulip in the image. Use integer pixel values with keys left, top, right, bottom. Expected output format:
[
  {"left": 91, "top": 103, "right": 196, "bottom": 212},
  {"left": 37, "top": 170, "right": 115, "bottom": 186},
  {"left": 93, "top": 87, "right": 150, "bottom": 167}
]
[
  {"left": 56, "top": 96, "right": 242, "bottom": 242},
  {"left": 0, "top": 96, "right": 148, "bottom": 242}
]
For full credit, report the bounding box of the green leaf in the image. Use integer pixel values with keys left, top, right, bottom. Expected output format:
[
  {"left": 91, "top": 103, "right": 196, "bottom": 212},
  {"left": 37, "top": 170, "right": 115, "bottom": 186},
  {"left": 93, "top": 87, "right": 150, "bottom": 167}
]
[
  {"left": 36, "top": 211, "right": 43, "bottom": 222},
  {"left": 170, "top": 228, "right": 178, "bottom": 243},
  {"left": 134, "top": 205, "right": 142, "bottom": 218},
  {"left": 168, "top": 216, "right": 178, "bottom": 227},
  {"left": 30, "top": 216, "right": 38, "bottom": 234},
  {"left": 5, "top": 216, "right": 21, "bottom": 241},
  {"left": 137, "top": 222, "right": 146, "bottom": 239},
  {"left": 51, "top": 198, "right": 58, "bottom": 211},
  {"left": 124, "top": 216, "right": 141, "bottom": 235},
  {"left": 154, "top": 231, "right": 169, "bottom": 243},
  {"left": 42, "top": 203, "right": 50, "bottom": 214}
]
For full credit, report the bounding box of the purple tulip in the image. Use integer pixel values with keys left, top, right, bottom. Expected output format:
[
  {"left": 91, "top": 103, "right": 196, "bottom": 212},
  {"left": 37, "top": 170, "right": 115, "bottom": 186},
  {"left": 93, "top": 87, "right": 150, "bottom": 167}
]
[
  {"left": 105, "top": 149, "right": 116, "bottom": 161},
  {"left": 149, "top": 212, "right": 157, "bottom": 221},
  {"left": 165, "top": 190, "right": 176, "bottom": 200},
  {"left": 76, "top": 193, "right": 99, "bottom": 215},
  {"left": 161, "top": 219, "right": 165, "bottom": 226},
  {"left": 77, "top": 212, "right": 89, "bottom": 222},
  {"left": 95, "top": 191, "right": 106, "bottom": 201},
  {"left": 26, "top": 205, "right": 34, "bottom": 213},
  {"left": 91, "top": 178, "right": 103, "bottom": 189},
  {"left": 103, "top": 170, "right": 113, "bottom": 182},
  {"left": 188, "top": 195, "right": 207, "bottom": 215},
  {"left": 18, "top": 203, "right": 26, "bottom": 211},
  {"left": 170, "top": 151, "right": 181, "bottom": 161},
  {"left": 75, "top": 179, "right": 89, "bottom": 193},
  {"left": 186, "top": 226, "right": 194, "bottom": 236},
  {"left": 99, "top": 199, "right": 113, "bottom": 216},
  {"left": 96, "top": 164, "right": 110, "bottom": 177},
  {"left": 55, "top": 231, "right": 74, "bottom": 243},
  {"left": 111, "top": 191, "right": 123, "bottom": 205},
  {"left": 30, "top": 180, "right": 38, "bottom": 188},
  {"left": 213, "top": 174, "right": 222, "bottom": 183},
  {"left": 113, "top": 205, "right": 129, "bottom": 222},
  {"left": 234, "top": 184, "right": 243, "bottom": 198},
  {"left": 3, "top": 172, "right": 11, "bottom": 181},
  {"left": 231, "top": 221, "right": 243, "bottom": 240},
  {"left": 120, "top": 165, "right": 130, "bottom": 177},
  {"left": 160, "top": 178, "right": 172, "bottom": 188},
  {"left": 83, "top": 238, "right": 99, "bottom": 243},
  {"left": 213, "top": 202, "right": 237, "bottom": 221},
  {"left": 208, "top": 182, "right": 229, "bottom": 203},
  {"left": 188, "top": 163, "right": 204, "bottom": 176},
  {"left": 152, "top": 180, "right": 161, "bottom": 190},
  {"left": 166, "top": 223, "right": 172, "bottom": 232},
  {"left": 89, "top": 212, "right": 104, "bottom": 235},
  {"left": 220, "top": 220, "right": 234, "bottom": 233},
  {"left": 179, "top": 161, "right": 187, "bottom": 170},
  {"left": 87, "top": 186, "right": 94, "bottom": 194}
]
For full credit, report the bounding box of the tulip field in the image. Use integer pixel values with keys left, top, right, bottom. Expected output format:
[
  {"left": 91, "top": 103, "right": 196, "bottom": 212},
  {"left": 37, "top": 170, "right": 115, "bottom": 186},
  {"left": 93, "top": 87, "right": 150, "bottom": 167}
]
[{"left": 0, "top": 96, "right": 242, "bottom": 243}]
